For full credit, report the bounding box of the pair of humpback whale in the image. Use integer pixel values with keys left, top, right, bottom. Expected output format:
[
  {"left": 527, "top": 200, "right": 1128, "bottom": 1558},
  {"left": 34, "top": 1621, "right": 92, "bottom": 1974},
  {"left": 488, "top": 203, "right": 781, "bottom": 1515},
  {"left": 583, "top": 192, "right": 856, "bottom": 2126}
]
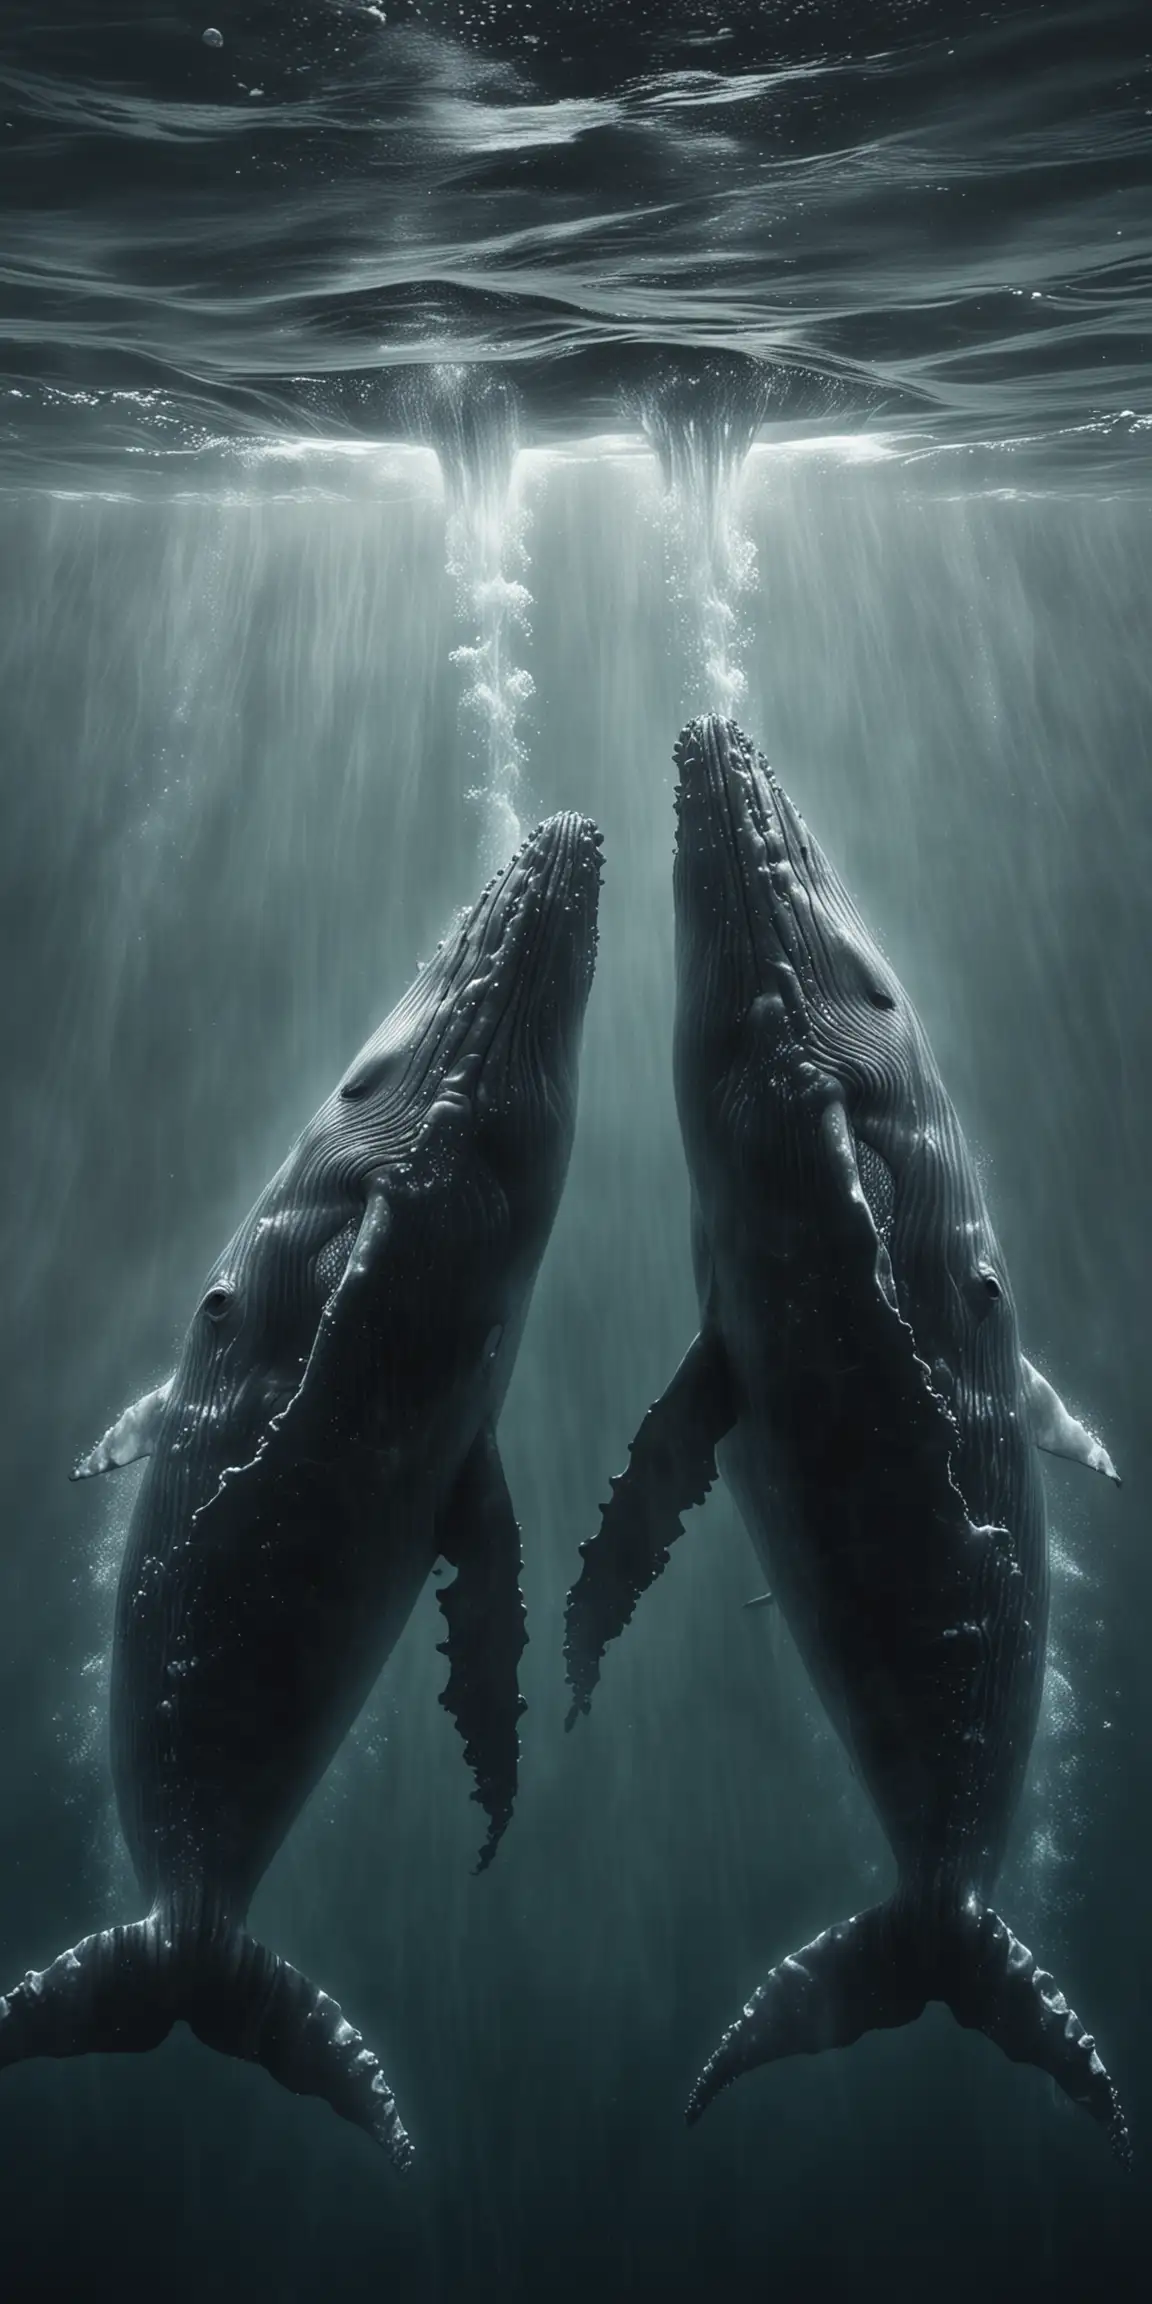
[{"left": 0, "top": 719, "right": 1127, "bottom": 2170}]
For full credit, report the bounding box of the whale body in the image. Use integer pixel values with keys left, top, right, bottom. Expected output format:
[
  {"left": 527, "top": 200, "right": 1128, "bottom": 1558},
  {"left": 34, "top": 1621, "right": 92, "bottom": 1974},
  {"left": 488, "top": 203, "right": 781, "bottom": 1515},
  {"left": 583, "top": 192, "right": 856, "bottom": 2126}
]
[
  {"left": 0, "top": 812, "right": 601, "bottom": 2163},
  {"left": 566, "top": 718, "right": 1126, "bottom": 2161}
]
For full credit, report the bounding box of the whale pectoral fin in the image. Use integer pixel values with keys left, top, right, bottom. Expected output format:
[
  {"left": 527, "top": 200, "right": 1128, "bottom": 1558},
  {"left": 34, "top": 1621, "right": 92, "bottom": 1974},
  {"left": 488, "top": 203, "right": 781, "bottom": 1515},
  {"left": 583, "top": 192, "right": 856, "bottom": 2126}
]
[
  {"left": 191, "top": 1186, "right": 398, "bottom": 1531},
  {"left": 260, "top": 1182, "right": 395, "bottom": 1463},
  {"left": 71, "top": 1379, "right": 173, "bottom": 1479},
  {"left": 1021, "top": 1357, "right": 1120, "bottom": 1485},
  {"left": 564, "top": 1325, "right": 737, "bottom": 1723},
  {"left": 436, "top": 1427, "right": 527, "bottom": 1874}
]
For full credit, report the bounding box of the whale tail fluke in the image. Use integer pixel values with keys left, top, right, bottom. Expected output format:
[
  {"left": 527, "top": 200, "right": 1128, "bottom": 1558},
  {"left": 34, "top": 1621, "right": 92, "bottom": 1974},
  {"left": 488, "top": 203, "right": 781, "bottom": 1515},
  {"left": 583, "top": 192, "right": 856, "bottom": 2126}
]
[
  {"left": 0, "top": 1911, "right": 413, "bottom": 2167},
  {"left": 686, "top": 1896, "right": 1130, "bottom": 2166}
]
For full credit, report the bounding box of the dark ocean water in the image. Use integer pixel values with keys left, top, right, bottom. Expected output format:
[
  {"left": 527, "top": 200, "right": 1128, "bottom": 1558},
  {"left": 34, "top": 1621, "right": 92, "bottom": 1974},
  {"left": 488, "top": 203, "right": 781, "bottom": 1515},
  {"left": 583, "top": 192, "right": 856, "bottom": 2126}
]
[{"left": 1, "top": 6, "right": 1151, "bottom": 2302}]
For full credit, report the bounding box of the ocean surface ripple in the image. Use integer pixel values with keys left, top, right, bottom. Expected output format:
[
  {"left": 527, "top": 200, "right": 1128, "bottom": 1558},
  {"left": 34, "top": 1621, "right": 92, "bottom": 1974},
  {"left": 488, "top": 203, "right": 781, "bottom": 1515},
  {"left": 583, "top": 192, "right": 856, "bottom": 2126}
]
[{"left": 1, "top": 1, "right": 1149, "bottom": 484}]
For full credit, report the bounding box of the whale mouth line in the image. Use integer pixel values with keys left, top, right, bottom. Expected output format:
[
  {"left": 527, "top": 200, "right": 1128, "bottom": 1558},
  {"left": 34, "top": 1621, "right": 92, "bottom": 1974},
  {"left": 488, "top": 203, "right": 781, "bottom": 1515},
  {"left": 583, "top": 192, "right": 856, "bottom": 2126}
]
[
  {"left": 674, "top": 715, "right": 764, "bottom": 936},
  {"left": 673, "top": 714, "right": 818, "bottom": 1000},
  {"left": 415, "top": 810, "right": 602, "bottom": 1083},
  {"left": 457, "top": 810, "right": 602, "bottom": 1088},
  {"left": 337, "top": 813, "right": 602, "bottom": 1128}
]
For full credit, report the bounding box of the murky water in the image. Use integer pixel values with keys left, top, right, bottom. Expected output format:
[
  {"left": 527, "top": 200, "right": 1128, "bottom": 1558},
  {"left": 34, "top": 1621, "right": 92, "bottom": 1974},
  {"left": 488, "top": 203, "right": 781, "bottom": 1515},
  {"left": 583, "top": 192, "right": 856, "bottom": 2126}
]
[
  {"left": 2, "top": 434, "right": 1149, "bottom": 2296},
  {"left": 2, "top": 4, "right": 1151, "bottom": 2299}
]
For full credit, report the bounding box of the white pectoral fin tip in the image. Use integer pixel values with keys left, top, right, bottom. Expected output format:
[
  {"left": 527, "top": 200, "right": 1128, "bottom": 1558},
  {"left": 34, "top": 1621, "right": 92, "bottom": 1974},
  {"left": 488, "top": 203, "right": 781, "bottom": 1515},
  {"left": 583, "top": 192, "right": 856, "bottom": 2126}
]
[
  {"left": 1021, "top": 1357, "right": 1121, "bottom": 1485},
  {"left": 71, "top": 1379, "right": 173, "bottom": 1480}
]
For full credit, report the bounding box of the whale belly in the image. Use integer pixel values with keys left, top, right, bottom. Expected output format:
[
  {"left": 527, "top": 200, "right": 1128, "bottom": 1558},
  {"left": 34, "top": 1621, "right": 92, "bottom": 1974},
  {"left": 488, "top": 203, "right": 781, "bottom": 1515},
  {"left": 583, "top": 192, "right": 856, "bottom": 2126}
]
[
  {"left": 719, "top": 1396, "right": 1045, "bottom": 1893},
  {"left": 112, "top": 1448, "right": 439, "bottom": 1915}
]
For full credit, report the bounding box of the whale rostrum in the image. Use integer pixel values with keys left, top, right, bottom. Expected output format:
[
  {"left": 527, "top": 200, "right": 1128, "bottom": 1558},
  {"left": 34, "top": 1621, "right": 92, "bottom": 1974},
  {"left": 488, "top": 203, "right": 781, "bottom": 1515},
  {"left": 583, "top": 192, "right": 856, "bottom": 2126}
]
[
  {"left": 2, "top": 812, "right": 601, "bottom": 2163},
  {"left": 565, "top": 717, "right": 1127, "bottom": 2164}
]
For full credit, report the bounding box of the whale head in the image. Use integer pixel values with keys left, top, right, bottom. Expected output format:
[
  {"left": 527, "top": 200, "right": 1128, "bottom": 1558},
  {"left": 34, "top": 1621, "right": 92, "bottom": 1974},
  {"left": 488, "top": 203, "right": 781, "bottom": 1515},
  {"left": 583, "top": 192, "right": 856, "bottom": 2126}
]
[
  {"left": 672, "top": 713, "right": 1018, "bottom": 1397},
  {"left": 672, "top": 714, "right": 910, "bottom": 1126},
  {"left": 327, "top": 809, "right": 602, "bottom": 1229},
  {"left": 151, "top": 814, "right": 602, "bottom": 1497}
]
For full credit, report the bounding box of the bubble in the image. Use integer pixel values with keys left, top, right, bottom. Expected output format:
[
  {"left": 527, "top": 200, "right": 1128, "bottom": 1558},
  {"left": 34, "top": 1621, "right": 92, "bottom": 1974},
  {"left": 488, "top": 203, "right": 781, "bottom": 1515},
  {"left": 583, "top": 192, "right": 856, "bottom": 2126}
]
[{"left": 202, "top": 26, "right": 223, "bottom": 48}]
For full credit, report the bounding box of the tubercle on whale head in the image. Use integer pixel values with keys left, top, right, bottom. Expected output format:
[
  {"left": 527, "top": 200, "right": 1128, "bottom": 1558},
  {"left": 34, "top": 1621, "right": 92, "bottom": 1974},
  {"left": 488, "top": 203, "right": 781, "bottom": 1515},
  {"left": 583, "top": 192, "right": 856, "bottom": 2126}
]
[
  {"left": 460, "top": 810, "right": 602, "bottom": 1077},
  {"left": 463, "top": 817, "right": 602, "bottom": 1264},
  {"left": 334, "top": 813, "right": 602, "bottom": 1152},
  {"left": 671, "top": 714, "right": 908, "bottom": 1099},
  {"left": 325, "top": 811, "right": 604, "bottom": 1299},
  {"left": 671, "top": 715, "right": 806, "bottom": 1121}
]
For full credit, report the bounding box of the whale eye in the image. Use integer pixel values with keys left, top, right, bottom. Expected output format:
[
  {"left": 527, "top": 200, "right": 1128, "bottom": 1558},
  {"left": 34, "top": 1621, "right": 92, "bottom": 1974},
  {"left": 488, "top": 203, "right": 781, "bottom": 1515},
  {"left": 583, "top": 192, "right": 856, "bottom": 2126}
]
[
  {"left": 201, "top": 1286, "right": 233, "bottom": 1322},
  {"left": 867, "top": 984, "right": 896, "bottom": 1010},
  {"left": 340, "top": 1049, "right": 404, "bottom": 1103},
  {"left": 978, "top": 1267, "right": 1002, "bottom": 1301}
]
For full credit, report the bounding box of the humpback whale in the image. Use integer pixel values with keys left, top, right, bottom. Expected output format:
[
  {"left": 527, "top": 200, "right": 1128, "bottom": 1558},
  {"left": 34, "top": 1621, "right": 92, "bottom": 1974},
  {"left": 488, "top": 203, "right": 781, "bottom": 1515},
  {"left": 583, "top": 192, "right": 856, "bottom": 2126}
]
[
  {"left": 566, "top": 718, "right": 1127, "bottom": 2161},
  {"left": 1, "top": 812, "right": 601, "bottom": 2163}
]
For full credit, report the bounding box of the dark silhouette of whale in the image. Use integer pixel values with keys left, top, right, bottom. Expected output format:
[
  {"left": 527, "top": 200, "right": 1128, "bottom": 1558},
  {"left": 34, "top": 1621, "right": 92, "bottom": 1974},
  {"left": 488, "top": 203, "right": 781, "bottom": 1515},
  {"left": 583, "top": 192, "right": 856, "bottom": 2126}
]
[
  {"left": 566, "top": 717, "right": 1127, "bottom": 2162},
  {"left": 0, "top": 813, "right": 601, "bottom": 2163}
]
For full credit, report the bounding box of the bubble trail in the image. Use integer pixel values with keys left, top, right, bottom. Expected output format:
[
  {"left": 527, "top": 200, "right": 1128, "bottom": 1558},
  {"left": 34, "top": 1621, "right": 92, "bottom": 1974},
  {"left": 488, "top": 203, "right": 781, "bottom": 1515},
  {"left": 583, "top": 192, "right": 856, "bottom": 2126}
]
[
  {"left": 639, "top": 355, "right": 776, "bottom": 715},
  {"left": 401, "top": 366, "right": 534, "bottom": 867}
]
